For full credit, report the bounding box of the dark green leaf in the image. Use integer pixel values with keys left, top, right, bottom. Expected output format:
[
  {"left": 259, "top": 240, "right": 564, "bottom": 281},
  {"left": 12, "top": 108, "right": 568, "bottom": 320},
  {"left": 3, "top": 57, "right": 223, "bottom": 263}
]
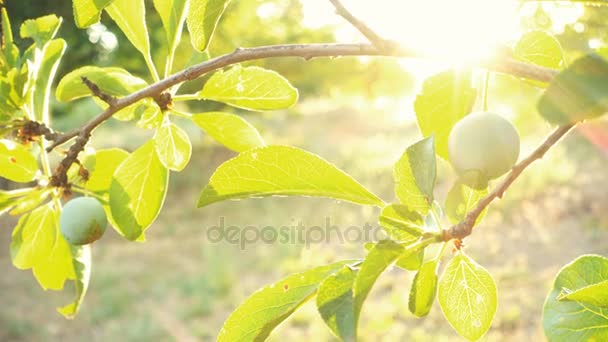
[
  {"left": 414, "top": 70, "right": 477, "bottom": 159},
  {"left": 218, "top": 260, "right": 354, "bottom": 342},
  {"left": 538, "top": 54, "right": 608, "bottom": 124},
  {"left": 394, "top": 136, "right": 436, "bottom": 214},
  {"left": 543, "top": 255, "right": 608, "bottom": 341},
  {"left": 316, "top": 265, "right": 357, "bottom": 341}
]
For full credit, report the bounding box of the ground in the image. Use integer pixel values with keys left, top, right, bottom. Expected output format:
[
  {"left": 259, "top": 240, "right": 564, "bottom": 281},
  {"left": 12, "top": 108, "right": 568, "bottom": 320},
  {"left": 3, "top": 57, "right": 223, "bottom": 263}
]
[{"left": 0, "top": 99, "right": 606, "bottom": 341}]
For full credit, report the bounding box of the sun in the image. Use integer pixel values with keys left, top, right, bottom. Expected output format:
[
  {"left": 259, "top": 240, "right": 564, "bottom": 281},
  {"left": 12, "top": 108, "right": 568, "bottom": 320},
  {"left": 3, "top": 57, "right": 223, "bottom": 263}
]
[{"left": 301, "top": 0, "right": 521, "bottom": 63}]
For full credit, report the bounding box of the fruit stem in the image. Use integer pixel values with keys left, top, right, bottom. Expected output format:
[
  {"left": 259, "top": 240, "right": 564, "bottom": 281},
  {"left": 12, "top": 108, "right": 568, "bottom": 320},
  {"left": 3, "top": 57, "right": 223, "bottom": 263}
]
[{"left": 482, "top": 70, "right": 490, "bottom": 112}]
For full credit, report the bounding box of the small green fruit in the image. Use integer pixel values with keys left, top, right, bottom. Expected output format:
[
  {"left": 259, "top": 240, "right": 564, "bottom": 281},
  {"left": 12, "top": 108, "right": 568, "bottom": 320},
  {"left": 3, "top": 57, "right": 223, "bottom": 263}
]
[
  {"left": 60, "top": 197, "right": 107, "bottom": 245},
  {"left": 448, "top": 112, "right": 520, "bottom": 189}
]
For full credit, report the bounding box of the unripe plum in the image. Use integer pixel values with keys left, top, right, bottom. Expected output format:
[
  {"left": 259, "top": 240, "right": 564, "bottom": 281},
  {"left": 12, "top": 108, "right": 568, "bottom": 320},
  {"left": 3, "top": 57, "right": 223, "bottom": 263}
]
[
  {"left": 448, "top": 112, "right": 520, "bottom": 189},
  {"left": 60, "top": 197, "right": 107, "bottom": 245}
]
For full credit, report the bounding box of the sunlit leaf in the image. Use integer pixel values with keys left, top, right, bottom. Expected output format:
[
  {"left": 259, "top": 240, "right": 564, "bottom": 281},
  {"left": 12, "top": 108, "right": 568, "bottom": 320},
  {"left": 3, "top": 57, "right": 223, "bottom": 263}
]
[
  {"left": 538, "top": 53, "right": 608, "bottom": 124},
  {"left": 438, "top": 252, "right": 497, "bottom": 341},
  {"left": 109, "top": 140, "right": 169, "bottom": 240},
  {"left": 513, "top": 31, "right": 565, "bottom": 70},
  {"left": 396, "top": 249, "right": 424, "bottom": 271},
  {"left": 57, "top": 245, "right": 91, "bottom": 319},
  {"left": 105, "top": 0, "right": 151, "bottom": 57},
  {"left": 187, "top": 0, "right": 231, "bottom": 51},
  {"left": 153, "top": 0, "right": 188, "bottom": 50},
  {"left": 543, "top": 255, "right": 608, "bottom": 341},
  {"left": 136, "top": 104, "right": 163, "bottom": 129},
  {"left": 378, "top": 204, "right": 424, "bottom": 242},
  {"left": 558, "top": 280, "right": 608, "bottom": 308},
  {"left": 394, "top": 136, "right": 436, "bottom": 214},
  {"left": 191, "top": 112, "right": 265, "bottom": 152},
  {"left": 72, "top": 0, "right": 114, "bottom": 28},
  {"left": 83, "top": 148, "right": 129, "bottom": 192},
  {"left": 445, "top": 181, "right": 488, "bottom": 225},
  {"left": 199, "top": 66, "right": 298, "bottom": 111},
  {"left": 154, "top": 122, "right": 192, "bottom": 171},
  {"left": 316, "top": 265, "right": 357, "bottom": 341},
  {"left": 10, "top": 203, "right": 58, "bottom": 270},
  {"left": 19, "top": 15, "right": 61, "bottom": 47},
  {"left": 414, "top": 70, "right": 477, "bottom": 159},
  {"left": 33, "top": 39, "right": 66, "bottom": 123},
  {"left": 197, "top": 145, "right": 384, "bottom": 208},
  {"left": 218, "top": 260, "right": 354, "bottom": 342},
  {"left": 0, "top": 139, "right": 39, "bottom": 183},
  {"left": 56, "top": 66, "right": 147, "bottom": 102},
  {"left": 9, "top": 188, "right": 52, "bottom": 216},
  {"left": 409, "top": 260, "right": 438, "bottom": 317}
]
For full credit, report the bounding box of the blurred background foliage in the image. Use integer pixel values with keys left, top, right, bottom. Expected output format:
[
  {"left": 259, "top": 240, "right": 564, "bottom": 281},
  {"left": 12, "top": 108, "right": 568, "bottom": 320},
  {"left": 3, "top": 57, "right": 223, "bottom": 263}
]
[{"left": 0, "top": 0, "right": 607, "bottom": 341}]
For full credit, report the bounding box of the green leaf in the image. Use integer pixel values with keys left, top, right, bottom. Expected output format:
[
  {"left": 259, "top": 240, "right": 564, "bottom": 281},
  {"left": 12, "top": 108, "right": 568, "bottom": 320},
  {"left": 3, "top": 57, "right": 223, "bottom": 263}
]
[
  {"left": 153, "top": 0, "right": 188, "bottom": 50},
  {"left": 218, "top": 260, "right": 353, "bottom": 342},
  {"left": 57, "top": 245, "right": 91, "bottom": 319},
  {"left": 154, "top": 122, "right": 192, "bottom": 171},
  {"left": 1, "top": 8, "right": 19, "bottom": 70},
  {"left": 378, "top": 204, "right": 424, "bottom": 242},
  {"left": 438, "top": 252, "right": 497, "bottom": 341},
  {"left": 109, "top": 140, "right": 169, "bottom": 240},
  {"left": 33, "top": 39, "right": 66, "bottom": 123},
  {"left": 83, "top": 148, "right": 130, "bottom": 192},
  {"left": 136, "top": 105, "right": 163, "bottom": 129},
  {"left": 353, "top": 240, "right": 406, "bottom": 326},
  {"left": 414, "top": 70, "right": 477, "bottom": 159},
  {"left": 445, "top": 181, "right": 488, "bottom": 225},
  {"left": 0, "top": 139, "right": 39, "bottom": 182},
  {"left": 316, "top": 265, "right": 357, "bottom": 341},
  {"left": 20, "top": 15, "right": 61, "bottom": 47},
  {"left": 199, "top": 66, "right": 299, "bottom": 111},
  {"left": 9, "top": 188, "right": 52, "bottom": 216},
  {"left": 191, "top": 112, "right": 265, "bottom": 152},
  {"left": 409, "top": 260, "right": 439, "bottom": 317},
  {"left": 394, "top": 136, "right": 436, "bottom": 214},
  {"left": 187, "top": 0, "right": 231, "bottom": 52},
  {"left": 72, "top": 0, "right": 115, "bottom": 28},
  {"left": 198, "top": 145, "right": 383, "bottom": 207},
  {"left": 32, "top": 226, "right": 76, "bottom": 291},
  {"left": 558, "top": 280, "right": 608, "bottom": 308},
  {"left": 543, "top": 255, "right": 608, "bottom": 341},
  {"left": 513, "top": 31, "right": 565, "bottom": 70},
  {"left": 105, "top": 0, "right": 151, "bottom": 57},
  {"left": 537, "top": 54, "right": 608, "bottom": 124},
  {"left": 56, "top": 66, "right": 147, "bottom": 102},
  {"left": 396, "top": 249, "right": 424, "bottom": 271}
]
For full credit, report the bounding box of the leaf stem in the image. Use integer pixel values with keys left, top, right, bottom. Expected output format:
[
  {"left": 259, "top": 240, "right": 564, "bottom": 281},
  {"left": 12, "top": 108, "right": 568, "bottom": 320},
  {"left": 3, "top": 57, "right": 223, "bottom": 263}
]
[
  {"left": 170, "top": 109, "right": 193, "bottom": 118},
  {"left": 71, "top": 186, "right": 107, "bottom": 203},
  {"left": 173, "top": 94, "right": 201, "bottom": 102},
  {"left": 145, "top": 53, "right": 161, "bottom": 83}
]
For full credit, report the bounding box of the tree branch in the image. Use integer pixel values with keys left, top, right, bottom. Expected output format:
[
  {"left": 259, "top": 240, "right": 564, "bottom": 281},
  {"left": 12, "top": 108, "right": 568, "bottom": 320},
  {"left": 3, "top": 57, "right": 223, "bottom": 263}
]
[
  {"left": 328, "top": 0, "right": 391, "bottom": 50},
  {"left": 441, "top": 123, "right": 576, "bottom": 241}
]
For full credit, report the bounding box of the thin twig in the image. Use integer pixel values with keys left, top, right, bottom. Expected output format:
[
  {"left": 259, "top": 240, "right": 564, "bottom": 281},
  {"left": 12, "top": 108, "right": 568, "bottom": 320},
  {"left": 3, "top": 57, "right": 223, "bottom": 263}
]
[
  {"left": 441, "top": 124, "right": 576, "bottom": 241},
  {"left": 81, "top": 77, "right": 116, "bottom": 106},
  {"left": 328, "top": 0, "right": 391, "bottom": 50}
]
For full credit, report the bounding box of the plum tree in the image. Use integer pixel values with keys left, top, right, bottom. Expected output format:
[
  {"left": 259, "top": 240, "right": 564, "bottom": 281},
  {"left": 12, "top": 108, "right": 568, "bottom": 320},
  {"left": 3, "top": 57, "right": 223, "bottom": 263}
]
[
  {"left": 60, "top": 197, "right": 107, "bottom": 245},
  {"left": 448, "top": 112, "right": 520, "bottom": 189}
]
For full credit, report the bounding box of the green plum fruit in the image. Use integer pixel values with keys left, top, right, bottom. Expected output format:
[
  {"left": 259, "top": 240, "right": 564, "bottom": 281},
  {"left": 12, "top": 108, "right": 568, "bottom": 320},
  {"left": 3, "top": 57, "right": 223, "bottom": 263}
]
[
  {"left": 60, "top": 197, "right": 107, "bottom": 245},
  {"left": 448, "top": 112, "right": 520, "bottom": 189}
]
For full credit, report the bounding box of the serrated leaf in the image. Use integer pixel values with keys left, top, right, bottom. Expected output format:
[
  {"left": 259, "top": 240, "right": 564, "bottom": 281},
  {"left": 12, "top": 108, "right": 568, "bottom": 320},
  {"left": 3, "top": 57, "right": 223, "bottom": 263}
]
[
  {"left": 394, "top": 136, "right": 436, "bottom": 214},
  {"left": 105, "top": 0, "right": 150, "bottom": 57},
  {"left": 20, "top": 15, "right": 61, "bottom": 46},
  {"left": 353, "top": 240, "right": 411, "bottom": 327},
  {"left": 0, "top": 139, "right": 38, "bottom": 182},
  {"left": 200, "top": 66, "right": 298, "bottom": 111},
  {"left": 154, "top": 122, "right": 192, "bottom": 171},
  {"left": 198, "top": 145, "right": 383, "bottom": 207},
  {"left": 218, "top": 260, "right": 354, "bottom": 342},
  {"left": 543, "top": 255, "right": 608, "bottom": 341},
  {"left": 192, "top": 112, "right": 265, "bottom": 152},
  {"left": 153, "top": 0, "right": 188, "bottom": 51},
  {"left": 33, "top": 39, "right": 66, "bottom": 123},
  {"left": 378, "top": 204, "right": 424, "bottom": 242},
  {"left": 109, "top": 140, "right": 169, "bottom": 240},
  {"left": 187, "top": 0, "right": 231, "bottom": 51},
  {"left": 72, "top": 0, "right": 114, "bottom": 28},
  {"left": 316, "top": 265, "right": 357, "bottom": 341},
  {"left": 445, "top": 181, "right": 488, "bottom": 225},
  {"left": 558, "top": 280, "right": 608, "bottom": 308},
  {"left": 538, "top": 53, "right": 608, "bottom": 124},
  {"left": 414, "top": 70, "right": 477, "bottom": 159},
  {"left": 438, "top": 252, "right": 497, "bottom": 341},
  {"left": 57, "top": 245, "right": 91, "bottom": 319},
  {"left": 83, "top": 148, "right": 129, "bottom": 192},
  {"left": 513, "top": 31, "right": 565, "bottom": 70},
  {"left": 56, "top": 66, "right": 147, "bottom": 102},
  {"left": 409, "top": 260, "right": 438, "bottom": 317}
]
